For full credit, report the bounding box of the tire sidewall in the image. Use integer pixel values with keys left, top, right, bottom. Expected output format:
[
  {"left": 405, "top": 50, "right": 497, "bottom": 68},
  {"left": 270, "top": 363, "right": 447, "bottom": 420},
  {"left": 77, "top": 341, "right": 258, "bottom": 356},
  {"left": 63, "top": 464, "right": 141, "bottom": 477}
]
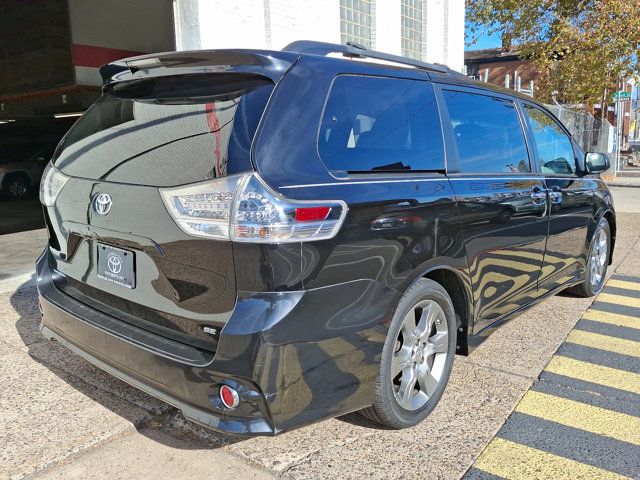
[{"left": 377, "top": 279, "right": 457, "bottom": 427}]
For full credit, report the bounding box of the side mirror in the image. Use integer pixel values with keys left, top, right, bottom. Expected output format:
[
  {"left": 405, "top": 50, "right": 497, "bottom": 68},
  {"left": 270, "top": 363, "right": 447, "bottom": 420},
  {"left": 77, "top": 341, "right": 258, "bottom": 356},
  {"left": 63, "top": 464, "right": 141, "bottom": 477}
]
[{"left": 585, "top": 152, "right": 610, "bottom": 174}]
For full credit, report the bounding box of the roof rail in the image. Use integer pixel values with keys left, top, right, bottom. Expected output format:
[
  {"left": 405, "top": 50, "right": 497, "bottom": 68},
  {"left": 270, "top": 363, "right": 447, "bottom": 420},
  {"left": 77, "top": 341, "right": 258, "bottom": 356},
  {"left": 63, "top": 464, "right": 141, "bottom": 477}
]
[{"left": 283, "top": 40, "right": 460, "bottom": 75}]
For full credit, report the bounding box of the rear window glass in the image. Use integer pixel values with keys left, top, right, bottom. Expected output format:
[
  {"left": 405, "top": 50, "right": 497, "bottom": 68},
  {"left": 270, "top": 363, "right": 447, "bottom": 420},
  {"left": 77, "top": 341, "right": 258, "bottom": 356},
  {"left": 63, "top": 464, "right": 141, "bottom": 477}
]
[
  {"left": 318, "top": 75, "right": 444, "bottom": 173},
  {"left": 53, "top": 74, "right": 273, "bottom": 186},
  {"left": 442, "top": 90, "right": 530, "bottom": 174}
]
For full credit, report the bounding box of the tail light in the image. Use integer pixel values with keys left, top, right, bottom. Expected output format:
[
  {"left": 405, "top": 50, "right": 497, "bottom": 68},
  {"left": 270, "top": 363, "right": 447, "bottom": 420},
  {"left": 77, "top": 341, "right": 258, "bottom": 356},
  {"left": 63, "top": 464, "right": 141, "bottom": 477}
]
[
  {"left": 40, "top": 163, "right": 70, "bottom": 207},
  {"left": 160, "top": 173, "right": 347, "bottom": 243}
]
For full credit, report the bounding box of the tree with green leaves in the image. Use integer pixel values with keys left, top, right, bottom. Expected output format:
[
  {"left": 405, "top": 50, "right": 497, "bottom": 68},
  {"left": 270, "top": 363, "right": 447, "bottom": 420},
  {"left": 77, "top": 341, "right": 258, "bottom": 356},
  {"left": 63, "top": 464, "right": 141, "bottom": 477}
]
[{"left": 466, "top": 0, "right": 640, "bottom": 113}]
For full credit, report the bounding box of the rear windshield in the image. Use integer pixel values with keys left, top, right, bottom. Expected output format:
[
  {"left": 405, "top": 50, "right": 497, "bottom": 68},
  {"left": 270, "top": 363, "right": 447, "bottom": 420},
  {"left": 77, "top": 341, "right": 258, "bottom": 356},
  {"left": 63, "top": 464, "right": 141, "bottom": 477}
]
[
  {"left": 318, "top": 75, "right": 444, "bottom": 173},
  {"left": 53, "top": 73, "right": 273, "bottom": 186}
]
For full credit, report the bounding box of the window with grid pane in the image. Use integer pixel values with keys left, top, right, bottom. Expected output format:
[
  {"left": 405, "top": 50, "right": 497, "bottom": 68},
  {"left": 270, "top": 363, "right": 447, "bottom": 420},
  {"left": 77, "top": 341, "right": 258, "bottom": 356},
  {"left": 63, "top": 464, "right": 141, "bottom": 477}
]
[
  {"left": 340, "top": 0, "right": 375, "bottom": 49},
  {"left": 401, "top": 0, "right": 424, "bottom": 60}
]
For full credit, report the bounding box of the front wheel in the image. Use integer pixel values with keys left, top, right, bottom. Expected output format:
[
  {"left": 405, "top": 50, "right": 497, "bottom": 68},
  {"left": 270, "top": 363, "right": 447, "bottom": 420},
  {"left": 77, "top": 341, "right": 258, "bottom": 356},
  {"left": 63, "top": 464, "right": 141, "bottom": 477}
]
[
  {"left": 360, "top": 278, "right": 457, "bottom": 429},
  {"left": 566, "top": 217, "right": 611, "bottom": 298}
]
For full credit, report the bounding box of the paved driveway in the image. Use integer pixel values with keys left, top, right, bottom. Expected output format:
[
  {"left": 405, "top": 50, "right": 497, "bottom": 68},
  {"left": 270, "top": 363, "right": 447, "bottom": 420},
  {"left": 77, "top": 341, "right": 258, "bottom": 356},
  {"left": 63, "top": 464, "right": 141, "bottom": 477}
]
[{"left": 1, "top": 213, "right": 639, "bottom": 479}]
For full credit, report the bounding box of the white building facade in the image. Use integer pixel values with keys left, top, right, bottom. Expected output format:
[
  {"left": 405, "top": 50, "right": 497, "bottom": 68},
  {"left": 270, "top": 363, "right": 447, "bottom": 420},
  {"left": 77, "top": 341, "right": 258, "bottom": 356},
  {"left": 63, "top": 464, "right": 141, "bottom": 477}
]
[{"left": 173, "top": 0, "right": 465, "bottom": 72}]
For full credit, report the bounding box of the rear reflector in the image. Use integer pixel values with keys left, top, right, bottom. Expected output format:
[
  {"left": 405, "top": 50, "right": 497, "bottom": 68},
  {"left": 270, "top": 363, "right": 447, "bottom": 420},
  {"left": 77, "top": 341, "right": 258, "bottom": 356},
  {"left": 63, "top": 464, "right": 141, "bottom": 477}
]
[
  {"left": 295, "top": 206, "right": 331, "bottom": 222},
  {"left": 219, "top": 385, "right": 239, "bottom": 409}
]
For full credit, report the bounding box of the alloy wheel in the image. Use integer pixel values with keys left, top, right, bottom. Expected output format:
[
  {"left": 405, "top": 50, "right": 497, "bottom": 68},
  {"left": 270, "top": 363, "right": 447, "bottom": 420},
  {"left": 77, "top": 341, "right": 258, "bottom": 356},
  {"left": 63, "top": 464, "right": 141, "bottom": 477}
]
[
  {"left": 8, "top": 180, "right": 27, "bottom": 198},
  {"left": 391, "top": 299, "right": 449, "bottom": 411},
  {"left": 589, "top": 226, "right": 608, "bottom": 289}
]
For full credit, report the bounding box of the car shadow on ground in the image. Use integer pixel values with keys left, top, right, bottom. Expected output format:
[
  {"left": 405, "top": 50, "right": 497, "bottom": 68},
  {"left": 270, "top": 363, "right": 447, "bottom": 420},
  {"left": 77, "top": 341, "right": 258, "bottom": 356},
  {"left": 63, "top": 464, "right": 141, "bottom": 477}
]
[{"left": 10, "top": 281, "right": 246, "bottom": 450}]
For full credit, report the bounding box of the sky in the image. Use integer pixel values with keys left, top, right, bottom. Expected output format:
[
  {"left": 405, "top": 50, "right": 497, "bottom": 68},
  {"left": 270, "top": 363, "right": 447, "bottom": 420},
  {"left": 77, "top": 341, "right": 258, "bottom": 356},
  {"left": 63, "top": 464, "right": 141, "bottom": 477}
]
[{"left": 465, "top": 24, "right": 502, "bottom": 51}]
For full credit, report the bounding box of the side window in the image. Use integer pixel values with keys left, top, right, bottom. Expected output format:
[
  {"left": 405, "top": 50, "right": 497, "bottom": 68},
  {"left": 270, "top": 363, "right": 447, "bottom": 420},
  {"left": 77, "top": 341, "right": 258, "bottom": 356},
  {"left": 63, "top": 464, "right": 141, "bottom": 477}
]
[
  {"left": 442, "top": 90, "right": 530, "bottom": 174},
  {"left": 524, "top": 105, "right": 576, "bottom": 175},
  {"left": 318, "top": 75, "right": 444, "bottom": 173}
]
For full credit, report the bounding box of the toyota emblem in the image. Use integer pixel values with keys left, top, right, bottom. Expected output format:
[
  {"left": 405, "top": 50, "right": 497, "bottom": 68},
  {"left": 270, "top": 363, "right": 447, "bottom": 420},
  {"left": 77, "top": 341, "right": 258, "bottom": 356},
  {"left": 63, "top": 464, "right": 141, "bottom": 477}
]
[
  {"left": 107, "top": 253, "right": 122, "bottom": 274},
  {"left": 93, "top": 193, "right": 112, "bottom": 215}
]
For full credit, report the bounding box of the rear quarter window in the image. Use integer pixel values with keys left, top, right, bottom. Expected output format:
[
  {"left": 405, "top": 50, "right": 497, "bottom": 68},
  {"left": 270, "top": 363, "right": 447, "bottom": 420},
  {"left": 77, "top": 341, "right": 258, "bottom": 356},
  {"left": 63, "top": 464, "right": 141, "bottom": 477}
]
[{"left": 318, "top": 75, "right": 444, "bottom": 173}]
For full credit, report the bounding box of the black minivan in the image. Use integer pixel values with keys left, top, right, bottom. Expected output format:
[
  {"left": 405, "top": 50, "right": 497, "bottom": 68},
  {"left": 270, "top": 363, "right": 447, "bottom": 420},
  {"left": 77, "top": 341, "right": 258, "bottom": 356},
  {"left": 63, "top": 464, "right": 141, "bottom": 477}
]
[{"left": 37, "top": 41, "right": 615, "bottom": 435}]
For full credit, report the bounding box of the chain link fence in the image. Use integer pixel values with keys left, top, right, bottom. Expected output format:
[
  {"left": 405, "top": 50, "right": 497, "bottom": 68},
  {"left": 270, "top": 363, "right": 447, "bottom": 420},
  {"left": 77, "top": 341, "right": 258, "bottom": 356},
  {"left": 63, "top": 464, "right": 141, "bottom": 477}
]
[{"left": 546, "top": 105, "right": 614, "bottom": 154}]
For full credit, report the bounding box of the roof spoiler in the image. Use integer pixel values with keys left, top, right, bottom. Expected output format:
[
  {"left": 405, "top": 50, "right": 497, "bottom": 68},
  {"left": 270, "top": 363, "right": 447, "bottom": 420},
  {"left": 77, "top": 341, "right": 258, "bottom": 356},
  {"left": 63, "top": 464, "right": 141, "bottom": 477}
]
[
  {"left": 283, "top": 40, "right": 463, "bottom": 75},
  {"left": 99, "top": 49, "right": 298, "bottom": 86}
]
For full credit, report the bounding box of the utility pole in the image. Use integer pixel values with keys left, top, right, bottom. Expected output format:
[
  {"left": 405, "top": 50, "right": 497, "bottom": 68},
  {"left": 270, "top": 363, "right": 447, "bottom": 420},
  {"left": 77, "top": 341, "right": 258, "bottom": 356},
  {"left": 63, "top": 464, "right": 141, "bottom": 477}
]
[
  {"left": 635, "top": 79, "right": 640, "bottom": 145},
  {"left": 615, "top": 76, "right": 623, "bottom": 176}
]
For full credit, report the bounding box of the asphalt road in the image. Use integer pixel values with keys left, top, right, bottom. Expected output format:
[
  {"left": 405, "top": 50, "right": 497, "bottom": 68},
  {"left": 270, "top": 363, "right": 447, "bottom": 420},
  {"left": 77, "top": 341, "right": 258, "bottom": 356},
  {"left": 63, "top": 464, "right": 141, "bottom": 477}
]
[{"left": 1, "top": 201, "right": 639, "bottom": 479}]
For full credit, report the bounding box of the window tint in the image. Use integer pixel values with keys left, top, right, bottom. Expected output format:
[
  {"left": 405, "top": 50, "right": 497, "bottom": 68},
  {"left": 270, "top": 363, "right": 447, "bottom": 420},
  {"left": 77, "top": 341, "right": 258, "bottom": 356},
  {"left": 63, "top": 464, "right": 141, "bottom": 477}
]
[
  {"left": 524, "top": 105, "right": 576, "bottom": 175},
  {"left": 318, "top": 75, "right": 444, "bottom": 173},
  {"left": 52, "top": 74, "right": 274, "bottom": 185},
  {"left": 442, "top": 90, "right": 530, "bottom": 174}
]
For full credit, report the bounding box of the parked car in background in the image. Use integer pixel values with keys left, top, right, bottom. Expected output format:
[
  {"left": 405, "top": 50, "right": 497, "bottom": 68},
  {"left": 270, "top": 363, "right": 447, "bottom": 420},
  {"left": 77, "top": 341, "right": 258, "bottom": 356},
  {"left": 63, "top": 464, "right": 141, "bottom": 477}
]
[
  {"left": 36, "top": 42, "right": 614, "bottom": 436},
  {"left": 0, "top": 146, "right": 49, "bottom": 198},
  {"left": 0, "top": 117, "right": 76, "bottom": 199}
]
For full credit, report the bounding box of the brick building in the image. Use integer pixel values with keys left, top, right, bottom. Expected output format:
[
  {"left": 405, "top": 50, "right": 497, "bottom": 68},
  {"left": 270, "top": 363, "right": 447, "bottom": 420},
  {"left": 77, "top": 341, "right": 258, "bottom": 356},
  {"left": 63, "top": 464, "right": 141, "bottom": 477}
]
[{"left": 464, "top": 46, "right": 538, "bottom": 96}]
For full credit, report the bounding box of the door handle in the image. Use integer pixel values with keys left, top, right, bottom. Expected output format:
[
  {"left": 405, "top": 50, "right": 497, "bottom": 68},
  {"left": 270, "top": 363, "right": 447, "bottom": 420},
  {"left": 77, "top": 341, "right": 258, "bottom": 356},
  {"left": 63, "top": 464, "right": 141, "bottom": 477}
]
[
  {"left": 549, "top": 186, "right": 562, "bottom": 205},
  {"left": 530, "top": 187, "right": 547, "bottom": 206}
]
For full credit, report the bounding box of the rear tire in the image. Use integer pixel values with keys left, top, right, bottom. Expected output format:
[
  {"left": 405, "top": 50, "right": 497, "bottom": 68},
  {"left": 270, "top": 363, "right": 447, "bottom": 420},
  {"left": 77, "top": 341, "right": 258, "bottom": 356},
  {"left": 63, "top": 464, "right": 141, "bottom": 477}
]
[
  {"left": 360, "top": 278, "right": 457, "bottom": 429},
  {"left": 566, "top": 217, "right": 610, "bottom": 298}
]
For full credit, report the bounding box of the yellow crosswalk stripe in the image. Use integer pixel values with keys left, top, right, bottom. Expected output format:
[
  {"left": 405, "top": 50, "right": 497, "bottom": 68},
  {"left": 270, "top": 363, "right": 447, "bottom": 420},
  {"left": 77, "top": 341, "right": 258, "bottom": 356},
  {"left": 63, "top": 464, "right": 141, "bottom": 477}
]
[
  {"left": 474, "top": 437, "right": 626, "bottom": 480},
  {"left": 596, "top": 293, "right": 640, "bottom": 309},
  {"left": 582, "top": 309, "right": 640, "bottom": 330},
  {"left": 545, "top": 355, "right": 640, "bottom": 395},
  {"left": 607, "top": 279, "right": 640, "bottom": 292},
  {"left": 566, "top": 329, "right": 640, "bottom": 358},
  {"left": 515, "top": 390, "right": 640, "bottom": 445},
  {"left": 471, "top": 278, "right": 640, "bottom": 480}
]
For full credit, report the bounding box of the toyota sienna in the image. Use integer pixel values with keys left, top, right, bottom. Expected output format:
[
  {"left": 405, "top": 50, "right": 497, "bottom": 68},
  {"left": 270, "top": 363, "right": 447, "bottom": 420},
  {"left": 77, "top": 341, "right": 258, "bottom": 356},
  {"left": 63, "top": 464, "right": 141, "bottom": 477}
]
[{"left": 37, "top": 41, "right": 615, "bottom": 435}]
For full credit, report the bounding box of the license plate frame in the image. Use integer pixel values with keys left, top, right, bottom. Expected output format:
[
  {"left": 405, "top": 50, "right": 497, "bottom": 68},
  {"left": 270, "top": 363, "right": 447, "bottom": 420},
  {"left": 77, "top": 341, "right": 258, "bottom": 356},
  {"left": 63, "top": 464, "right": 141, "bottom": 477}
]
[{"left": 97, "top": 244, "right": 136, "bottom": 289}]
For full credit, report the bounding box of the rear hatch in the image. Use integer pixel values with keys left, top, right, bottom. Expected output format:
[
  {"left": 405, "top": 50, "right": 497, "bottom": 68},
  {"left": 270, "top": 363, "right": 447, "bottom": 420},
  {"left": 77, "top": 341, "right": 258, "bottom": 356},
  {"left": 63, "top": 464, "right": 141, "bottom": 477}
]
[{"left": 44, "top": 51, "right": 295, "bottom": 350}]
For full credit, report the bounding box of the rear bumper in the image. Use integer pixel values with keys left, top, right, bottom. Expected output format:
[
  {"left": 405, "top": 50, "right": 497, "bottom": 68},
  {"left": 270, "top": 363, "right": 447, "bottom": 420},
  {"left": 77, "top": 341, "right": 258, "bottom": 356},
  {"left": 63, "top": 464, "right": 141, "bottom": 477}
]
[
  {"left": 37, "top": 252, "right": 274, "bottom": 435},
  {"left": 37, "top": 249, "right": 397, "bottom": 435}
]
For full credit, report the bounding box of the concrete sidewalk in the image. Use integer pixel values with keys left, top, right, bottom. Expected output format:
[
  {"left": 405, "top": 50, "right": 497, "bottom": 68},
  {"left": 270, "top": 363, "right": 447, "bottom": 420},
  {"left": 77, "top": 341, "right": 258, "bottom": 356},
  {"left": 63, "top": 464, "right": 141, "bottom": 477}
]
[
  {"left": 606, "top": 174, "right": 640, "bottom": 188},
  {"left": 1, "top": 212, "right": 639, "bottom": 479},
  {"left": 464, "top": 273, "right": 640, "bottom": 479},
  {"left": 0, "top": 228, "right": 47, "bottom": 280}
]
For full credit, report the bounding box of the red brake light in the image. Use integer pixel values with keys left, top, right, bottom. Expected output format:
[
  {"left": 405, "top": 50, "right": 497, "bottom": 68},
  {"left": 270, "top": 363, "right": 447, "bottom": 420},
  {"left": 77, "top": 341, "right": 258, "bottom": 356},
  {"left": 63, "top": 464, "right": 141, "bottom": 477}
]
[{"left": 295, "top": 206, "right": 331, "bottom": 222}]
